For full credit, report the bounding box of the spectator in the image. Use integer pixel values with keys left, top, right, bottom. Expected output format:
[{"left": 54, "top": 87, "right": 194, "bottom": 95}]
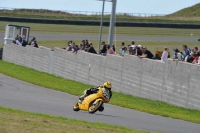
[
  {"left": 13, "top": 36, "right": 18, "bottom": 44},
  {"left": 187, "top": 47, "right": 197, "bottom": 63},
  {"left": 72, "top": 42, "right": 79, "bottom": 53},
  {"left": 131, "top": 41, "right": 136, "bottom": 49},
  {"left": 183, "top": 45, "right": 191, "bottom": 62},
  {"left": 128, "top": 45, "right": 132, "bottom": 55},
  {"left": 87, "top": 42, "right": 97, "bottom": 54},
  {"left": 82, "top": 39, "right": 89, "bottom": 50},
  {"left": 32, "top": 40, "right": 38, "bottom": 48},
  {"left": 22, "top": 36, "right": 27, "bottom": 47},
  {"left": 29, "top": 37, "right": 36, "bottom": 46},
  {"left": 172, "top": 47, "right": 177, "bottom": 58},
  {"left": 112, "top": 44, "right": 115, "bottom": 52},
  {"left": 66, "top": 41, "right": 72, "bottom": 51},
  {"left": 194, "top": 47, "right": 199, "bottom": 55},
  {"left": 138, "top": 47, "right": 154, "bottom": 59},
  {"left": 128, "top": 45, "right": 136, "bottom": 55},
  {"left": 106, "top": 45, "right": 115, "bottom": 54},
  {"left": 197, "top": 48, "right": 200, "bottom": 56},
  {"left": 135, "top": 46, "right": 142, "bottom": 56},
  {"left": 81, "top": 40, "right": 86, "bottom": 50},
  {"left": 161, "top": 47, "right": 168, "bottom": 63},
  {"left": 69, "top": 40, "right": 73, "bottom": 45},
  {"left": 16, "top": 37, "right": 22, "bottom": 46},
  {"left": 85, "top": 39, "right": 89, "bottom": 46},
  {"left": 191, "top": 54, "right": 199, "bottom": 64},
  {"left": 119, "top": 42, "right": 127, "bottom": 56},
  {"left": 79, "top": 44, "right": 83, "bottom": 50},
  {"left": 99, "top": 42, "right": 107, "bottom": 55},
  {"left": 173, "top": 48, "right": 184, "bottom": 61}
]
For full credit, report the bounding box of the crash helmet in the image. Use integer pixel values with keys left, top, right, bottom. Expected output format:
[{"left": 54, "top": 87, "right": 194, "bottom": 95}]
[{"left": 103, "top": 82, "right": 112, "bottom": 89}]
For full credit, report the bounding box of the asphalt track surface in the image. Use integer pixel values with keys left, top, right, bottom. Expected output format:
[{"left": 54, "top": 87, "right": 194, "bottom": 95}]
[
  {"left": 0, "top": 74, "right": 200, "bottom": 133},
  {"left": 0, "top": 32, "right": 199, "bottom": 44}
]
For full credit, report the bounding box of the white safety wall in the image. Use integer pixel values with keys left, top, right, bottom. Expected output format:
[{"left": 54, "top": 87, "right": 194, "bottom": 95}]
[
  {"left": 2, "top": 44, "right": 200, "bottom": 110},
  {"left": 2, "top": 44, "right": 52, "bottom": 73}
]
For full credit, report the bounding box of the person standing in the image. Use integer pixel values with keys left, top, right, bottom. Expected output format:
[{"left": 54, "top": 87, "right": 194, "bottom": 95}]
[
  {"left": 161, "top": 47, "right": 168, "bottom": 63},
  {"left": 119, "top": 42, "right": 127, "bottom": 56}
]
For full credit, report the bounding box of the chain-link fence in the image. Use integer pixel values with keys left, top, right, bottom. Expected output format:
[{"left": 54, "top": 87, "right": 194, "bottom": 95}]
[{"left": 0, "top": 7, "right": 200, "bottom": 23}]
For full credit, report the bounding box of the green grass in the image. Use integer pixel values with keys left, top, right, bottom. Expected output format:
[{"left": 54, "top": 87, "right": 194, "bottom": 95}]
[
  {"left": 0, "top": 106, "right": 147, "bottom": 133},
  {"left": 0, "top": 21, "right": 200, "bottom": 37},
  {"left": 0, "top": 60, "right": 200, "bottom": 124},
  {"left": 171, "top": 3, "right": 200, "bottom": 16},
  {"left": 37, "top": 40, "right": 200, "bottom": 57},
  {"left": 1, "top": 8, "right": 200, "bottom": 23}
]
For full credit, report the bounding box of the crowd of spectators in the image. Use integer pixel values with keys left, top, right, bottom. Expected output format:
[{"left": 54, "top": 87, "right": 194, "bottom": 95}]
[
  {"left": 13, "top": 36, "right": 200, "bottom": 65},
  {"left": 13, "top": 36, "right": 38, "bottom": 48},
  {"left": 64, "top": 39, "right": 200, "bottom": 65},
  {"left": 172, "top": 45, "right": 200, "bottom": 65}
]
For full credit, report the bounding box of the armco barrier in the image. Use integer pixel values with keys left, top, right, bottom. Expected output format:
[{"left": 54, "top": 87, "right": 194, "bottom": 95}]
[
  {"left": 1, "top": 16, "right": 200, "bottom": 29},
  {"left": 2, "top": 44, "right": 200, "bottom": 110}
]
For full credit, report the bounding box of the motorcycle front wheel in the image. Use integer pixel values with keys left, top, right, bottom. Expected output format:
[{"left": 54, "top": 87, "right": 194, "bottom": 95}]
[
  {"left": 73, "top": 102, "right": 80, "bottom": 111},
  {"left": 88, "top": 100, "right": 103, "bottom": 114}
]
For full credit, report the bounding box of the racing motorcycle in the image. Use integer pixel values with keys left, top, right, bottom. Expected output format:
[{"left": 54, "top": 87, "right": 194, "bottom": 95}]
[{"left": 73, "top": 86, "right": 110, "bottom": 114}]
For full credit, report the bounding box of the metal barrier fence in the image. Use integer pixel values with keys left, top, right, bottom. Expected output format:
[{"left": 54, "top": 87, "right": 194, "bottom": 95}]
[
  {"left": 0, "top": 7, "right": 199, "bottom": 22},
  {"left": 0, "top": 7, "right": 167, "bottom": 17}
]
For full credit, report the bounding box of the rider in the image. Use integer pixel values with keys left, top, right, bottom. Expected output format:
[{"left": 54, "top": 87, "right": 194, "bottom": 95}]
[{"left": 79, "top": 82, "right": 112, "bottom": 103}]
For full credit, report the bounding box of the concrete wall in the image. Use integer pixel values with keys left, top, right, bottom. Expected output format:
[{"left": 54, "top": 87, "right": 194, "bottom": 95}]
[
  {"left": 2, "top": 44, "right": 200, "bottom": 110},
  {"left": 2, "top": 44, "right": 52, "bottom": 73}
]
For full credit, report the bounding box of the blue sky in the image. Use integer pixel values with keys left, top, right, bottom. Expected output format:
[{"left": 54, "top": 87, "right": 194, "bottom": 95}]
[{"left": 1, "top": 0, "right": 200, "bottom": 14}]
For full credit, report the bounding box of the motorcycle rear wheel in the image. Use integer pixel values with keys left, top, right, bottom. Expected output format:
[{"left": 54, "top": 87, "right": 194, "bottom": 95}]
[
  {"left": 88, "top": 100, "right": 103, "bottom": 114},
  {"left": 73, "top": 102, "right": 80, "bottom": 111}
]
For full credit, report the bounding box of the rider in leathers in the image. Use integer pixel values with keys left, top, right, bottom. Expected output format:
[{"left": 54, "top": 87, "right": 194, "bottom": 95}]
[{"left": 79, "top": 82, "right": 112, "bottom": 111}]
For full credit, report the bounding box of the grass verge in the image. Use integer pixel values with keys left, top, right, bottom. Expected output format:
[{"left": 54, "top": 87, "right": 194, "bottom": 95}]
[
  {"left": 0, "top": 9, "right": 200, "bottom": 24},
  {"left": 0, "top": 106, "right": 147, "bottom": 133},
  {"left": 0, "top": 60, "right": 200, "bottom": 124},
  {"left": 0, "top": 21, "right": 200, "bottom": 37}
]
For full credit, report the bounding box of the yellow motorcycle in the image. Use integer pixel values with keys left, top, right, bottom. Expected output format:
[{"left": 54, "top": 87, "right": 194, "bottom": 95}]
[{"left": 73, "top": 87, "right": 110, "bottom": 114}]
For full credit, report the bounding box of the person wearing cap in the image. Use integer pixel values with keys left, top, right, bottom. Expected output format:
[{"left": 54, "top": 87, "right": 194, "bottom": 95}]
[
  {"left": 161, "top": 47, "right": 168, "bottom": 63},
  {"left": 128, "top": 45, "right": 136, "bottom": 55},
  {"left": 138, "top": 47, "right": 154, "bottom": 59}
]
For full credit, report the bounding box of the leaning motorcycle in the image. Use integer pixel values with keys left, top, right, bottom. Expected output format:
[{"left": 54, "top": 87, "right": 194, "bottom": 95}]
[{"left": 73, "top": 87, "right": 110, "bottom": 114}]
